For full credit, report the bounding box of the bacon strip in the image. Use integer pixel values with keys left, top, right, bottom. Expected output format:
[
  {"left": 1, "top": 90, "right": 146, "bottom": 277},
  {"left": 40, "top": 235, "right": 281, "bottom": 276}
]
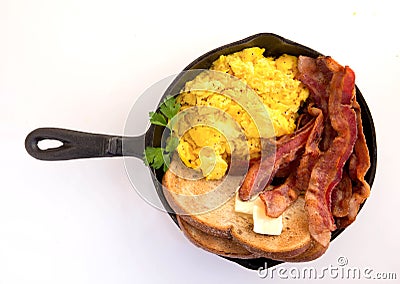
[
  {"left": 335, "top": 100, "right": 371, "bottom": 228},
  {"left": 297, "top": 56, "right": 333, "bottom": 113},
  {"left": 305, "top": 65, "right": 357, "bottom": 247},
  {"left": 259, "top": 173, "right": 299, "bottom": 217},
  {"left": 273, "top": 157, "right": 300, "bottom": 179},
  {"left": 331, "top": 171, "right": 352, "bottom": 217},
  {"left": 294, "top": 106, "right": 324, "bottom": 192},
  {"left": 238, "top": 118, "right": 315, "bottom": 201},
  {"left": 260, "top": 106, "right": 324, "bottom": 217},
  {"left": 297, "top": 56, "right": 340, "bottom": 152}
]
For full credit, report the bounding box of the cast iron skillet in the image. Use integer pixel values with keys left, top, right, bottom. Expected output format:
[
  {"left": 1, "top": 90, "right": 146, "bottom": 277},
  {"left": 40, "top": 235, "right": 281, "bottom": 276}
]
[{"left": 25, "top": 33, "right": 377, "bottom": 270}]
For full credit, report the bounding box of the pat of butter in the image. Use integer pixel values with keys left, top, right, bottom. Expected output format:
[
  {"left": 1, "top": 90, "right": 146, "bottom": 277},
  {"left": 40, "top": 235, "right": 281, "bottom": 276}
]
[
  {"left": 234, "top": 192, "right": 283, "bottom": 235},
  {"left": 253, "top": 199, "right": 283, "bottom": 235},
  {"left": 234, "top": 192, "right": 259, "bottom": 214}
]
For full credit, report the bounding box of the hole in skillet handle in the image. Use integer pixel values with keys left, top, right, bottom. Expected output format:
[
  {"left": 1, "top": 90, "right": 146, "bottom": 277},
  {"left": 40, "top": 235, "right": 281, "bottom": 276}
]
[
  {"left": 152, "top": 33, "right": 377, "bottom": 270},
  {"left": 37, "top": 139, "right": 64, "bottom": 151}
]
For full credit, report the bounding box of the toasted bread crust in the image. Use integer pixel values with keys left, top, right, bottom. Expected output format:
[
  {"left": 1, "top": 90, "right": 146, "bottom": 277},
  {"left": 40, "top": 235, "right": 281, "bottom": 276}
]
[
  {"left": 178, "top": 215, "right": 327, "bottom": 262},
  {"left": 178, "top": 217, "right": 256, "bottom": 259},
  {"left": 279, "top": 240, "right": 328, "bottom": 262},
  {"left": 178, "top": 214, "right": 231, "bottom": 239},
  {"left": 179, "top": 216, "right": 327, "bottom": 262}
]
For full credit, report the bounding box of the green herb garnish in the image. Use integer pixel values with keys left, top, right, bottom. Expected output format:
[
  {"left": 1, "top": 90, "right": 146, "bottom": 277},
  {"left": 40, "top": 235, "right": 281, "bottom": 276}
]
[
  {"left": 144, "top": 96, "right": 181, "bottom": 171},
  {"left": 149, "top": 112, "right": 167, "bottom": 127},
  {"left": 160, "top": 96, "right": 180, "bottom": 119},
  {"left": 144, "top": 147, "right": 165, "bottom": 169}
]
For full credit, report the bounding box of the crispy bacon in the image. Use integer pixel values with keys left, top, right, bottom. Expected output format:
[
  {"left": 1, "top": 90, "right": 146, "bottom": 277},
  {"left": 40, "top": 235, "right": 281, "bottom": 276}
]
[
  {"left": 331, "top": 171, "right": 352, "bottom": 217},
  {"left": 294, "top": 106, "right": 324, "bottom": 192},
  {"left": 335, "top": 100, "right": 371, "bottom": 228},
  {"left": 238, "top": 118, "right": 315, "bottom": 201},
  {"left": 260, "top": 173, "right": 299, "bottom": 217},
  {"left": 273, "top": 152, "right": 302, "bottom": 179},
  {"left": 238, "top": 153, "right": 274, "bottom": 200},
  {"left": 297, "top": 56, "right": 340, "bottom": 152},
  {"left": 297, "top": 56, "right": 332, "bottom": 113},
  {"left": 305, "top": 64, "right": 357, "bottom": 247},
  {"left": 260, "top": 105, "right": 324, "bottom": 217}
]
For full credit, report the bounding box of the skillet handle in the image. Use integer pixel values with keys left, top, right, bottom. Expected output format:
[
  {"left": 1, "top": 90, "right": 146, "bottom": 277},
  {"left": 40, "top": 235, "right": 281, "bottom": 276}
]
[{"left": 25, "top": 128, "right": 145, "bottom": 161}]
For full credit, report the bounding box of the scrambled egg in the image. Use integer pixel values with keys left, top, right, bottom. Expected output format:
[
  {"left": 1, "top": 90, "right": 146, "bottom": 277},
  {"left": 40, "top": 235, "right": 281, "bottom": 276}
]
[{"left": 175, "top": 47, "right": 309, "bottom": 180}]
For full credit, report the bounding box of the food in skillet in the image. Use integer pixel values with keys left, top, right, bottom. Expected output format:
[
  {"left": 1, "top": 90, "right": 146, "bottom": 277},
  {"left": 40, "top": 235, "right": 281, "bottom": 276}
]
[{"left": 146, "top": 47, "right": 370, "bottom": 261}]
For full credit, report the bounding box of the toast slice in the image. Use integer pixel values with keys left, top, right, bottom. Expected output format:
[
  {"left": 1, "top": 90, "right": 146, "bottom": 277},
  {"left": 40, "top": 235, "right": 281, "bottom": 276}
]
[
  {"left": 178, "top": 216, "right": 327, "bottom": 262},
  {"left": 162, "top": 163, "right": 312, "bottom": 260}
]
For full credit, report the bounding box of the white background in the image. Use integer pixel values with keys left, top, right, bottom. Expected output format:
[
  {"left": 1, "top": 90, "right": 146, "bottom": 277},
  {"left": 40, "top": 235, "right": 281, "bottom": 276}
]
[{"left": 1, "top": 0, "right": 399, "bottom": 283}]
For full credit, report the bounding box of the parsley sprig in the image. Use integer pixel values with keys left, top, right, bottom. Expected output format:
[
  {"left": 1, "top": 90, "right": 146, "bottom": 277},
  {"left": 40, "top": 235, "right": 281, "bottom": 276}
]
[{"left": 144, "top": 96, "right": 180, "bottom": 171}]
